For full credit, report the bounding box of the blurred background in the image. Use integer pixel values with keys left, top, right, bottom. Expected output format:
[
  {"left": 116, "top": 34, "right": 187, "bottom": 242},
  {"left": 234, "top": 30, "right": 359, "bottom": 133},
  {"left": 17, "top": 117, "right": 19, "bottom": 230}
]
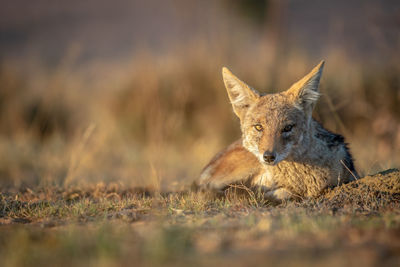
[{"left": 0, "top": 0, "right": 399, "bottom": 190}]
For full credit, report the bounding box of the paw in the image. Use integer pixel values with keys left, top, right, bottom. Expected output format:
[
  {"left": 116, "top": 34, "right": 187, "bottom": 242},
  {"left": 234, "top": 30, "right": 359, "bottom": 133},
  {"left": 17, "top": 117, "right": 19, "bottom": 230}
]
[{"left": 264, "top": 187, "right": 293, "bottom": 202}]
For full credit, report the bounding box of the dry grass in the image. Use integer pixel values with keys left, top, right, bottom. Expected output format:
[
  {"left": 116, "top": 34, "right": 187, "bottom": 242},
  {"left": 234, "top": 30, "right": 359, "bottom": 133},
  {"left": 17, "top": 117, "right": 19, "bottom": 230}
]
[
  {"left": 1, "top": 170, "right": 400, "bottom": 267},
  {"left": 0, "top": 46, "right": 399, "bottom": 190}
]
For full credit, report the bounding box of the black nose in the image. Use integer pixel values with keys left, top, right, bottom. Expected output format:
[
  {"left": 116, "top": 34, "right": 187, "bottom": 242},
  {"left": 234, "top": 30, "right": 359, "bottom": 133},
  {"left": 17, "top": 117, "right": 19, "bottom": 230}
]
[{"left": 263, "top": 151, "right": 276, "bottom": 164}]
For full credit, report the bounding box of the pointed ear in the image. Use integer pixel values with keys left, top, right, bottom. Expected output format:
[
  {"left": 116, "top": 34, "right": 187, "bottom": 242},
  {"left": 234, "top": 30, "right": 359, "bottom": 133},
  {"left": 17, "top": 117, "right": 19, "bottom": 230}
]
[
  {"left": 222, "top": 67, "right": 260, "bottom": 119},
  {"left": 285, "top": 61, "right": 324, "bottom": 115}
]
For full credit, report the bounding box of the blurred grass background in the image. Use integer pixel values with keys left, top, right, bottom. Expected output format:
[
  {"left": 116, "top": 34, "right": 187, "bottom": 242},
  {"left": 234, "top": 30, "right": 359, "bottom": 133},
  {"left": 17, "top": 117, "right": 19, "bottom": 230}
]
[{"left": 0, "top": 0, "right": 399, "bottom": 190}]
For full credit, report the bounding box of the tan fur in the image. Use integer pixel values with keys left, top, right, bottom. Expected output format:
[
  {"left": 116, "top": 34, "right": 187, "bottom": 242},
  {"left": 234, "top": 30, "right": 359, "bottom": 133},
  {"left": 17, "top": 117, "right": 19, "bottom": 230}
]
[{"left": 194, "top": 61, "right": 358, "bottom": 201}]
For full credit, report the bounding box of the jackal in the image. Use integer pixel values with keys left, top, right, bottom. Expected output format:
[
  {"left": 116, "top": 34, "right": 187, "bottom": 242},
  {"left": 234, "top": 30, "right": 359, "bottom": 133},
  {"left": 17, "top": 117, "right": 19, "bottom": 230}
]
[{"left": 193, "top": 61, "right": 358, "bottom": 201}]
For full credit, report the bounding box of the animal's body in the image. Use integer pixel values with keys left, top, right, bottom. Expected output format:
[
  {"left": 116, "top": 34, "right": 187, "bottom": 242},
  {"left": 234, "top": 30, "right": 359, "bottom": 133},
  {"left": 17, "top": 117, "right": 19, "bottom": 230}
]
[{"left": 193, "top": 61, "right": 358, "bottom": 201}]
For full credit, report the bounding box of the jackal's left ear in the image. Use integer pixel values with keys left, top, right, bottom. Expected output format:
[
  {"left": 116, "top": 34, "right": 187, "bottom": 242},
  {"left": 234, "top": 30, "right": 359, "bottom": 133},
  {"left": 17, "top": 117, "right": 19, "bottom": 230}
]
[
  {"left": 286, "top": 61, "right": 324, "bottom": 114},
  {"left": 222, "top": 67, "right": 260, "bottom": 119}
]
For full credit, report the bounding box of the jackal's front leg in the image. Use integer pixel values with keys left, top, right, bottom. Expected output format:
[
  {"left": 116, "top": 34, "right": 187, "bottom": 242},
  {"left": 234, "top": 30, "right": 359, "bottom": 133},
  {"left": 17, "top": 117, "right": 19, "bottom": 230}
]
[{"left": 193, "top": 139, "right": 262, "bottom": 192}]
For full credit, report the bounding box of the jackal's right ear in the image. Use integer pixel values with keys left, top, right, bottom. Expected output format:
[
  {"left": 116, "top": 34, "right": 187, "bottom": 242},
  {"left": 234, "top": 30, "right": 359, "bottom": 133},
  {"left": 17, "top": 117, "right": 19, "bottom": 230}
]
[
  {"left": 222, "top": 67, "right": 260, "bottom": 119},
  {"left": 285, "top": 61, "right": 324, "bottom": 116}
]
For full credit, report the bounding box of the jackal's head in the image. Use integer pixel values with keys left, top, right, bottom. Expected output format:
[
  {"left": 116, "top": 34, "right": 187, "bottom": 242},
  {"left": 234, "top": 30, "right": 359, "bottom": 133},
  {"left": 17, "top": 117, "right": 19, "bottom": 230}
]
[{"left": 222, "top": 61, "right": 324, "bottom": 165}]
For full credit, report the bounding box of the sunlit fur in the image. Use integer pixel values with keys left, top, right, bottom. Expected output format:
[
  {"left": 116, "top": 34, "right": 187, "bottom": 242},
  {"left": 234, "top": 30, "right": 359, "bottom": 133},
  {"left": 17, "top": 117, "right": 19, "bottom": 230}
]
[{"left": 194, "top": 61, "right": 358, "bottom": 201}]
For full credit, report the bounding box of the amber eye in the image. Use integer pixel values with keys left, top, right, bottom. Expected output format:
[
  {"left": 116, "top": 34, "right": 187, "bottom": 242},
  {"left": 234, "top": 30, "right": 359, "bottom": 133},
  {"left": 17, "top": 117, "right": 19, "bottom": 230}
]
[
  {"left": 254, "top": 124, "right": 263, "bottom": 131},
  {"left": 282, "top": 124, "right": 294, "bottom": 133}
]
